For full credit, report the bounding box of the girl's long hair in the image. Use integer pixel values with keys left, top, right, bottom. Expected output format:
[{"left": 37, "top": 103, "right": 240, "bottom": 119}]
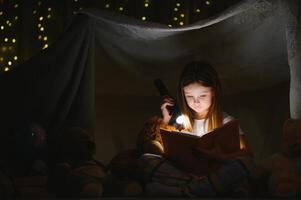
[{"left": 177, "top": 61, "right": 223, "bottom": 132}]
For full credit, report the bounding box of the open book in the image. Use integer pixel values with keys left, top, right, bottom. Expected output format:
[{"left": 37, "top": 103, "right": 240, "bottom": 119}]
[{"left": 160, "top": 119, "right": 241, "bottom": 176}]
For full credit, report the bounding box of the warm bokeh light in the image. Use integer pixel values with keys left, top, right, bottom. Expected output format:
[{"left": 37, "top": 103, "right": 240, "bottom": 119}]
[
  {"left": 0, "top": 0, "right": 236, "bottom": 72},
  {"left": 43, "top": 44, "right": 48, "bottom": 49}
]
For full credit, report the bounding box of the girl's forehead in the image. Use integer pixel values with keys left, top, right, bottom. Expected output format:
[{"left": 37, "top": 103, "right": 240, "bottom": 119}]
[{"left": 183, "top": 82, "right": 212, "bottom": 93}]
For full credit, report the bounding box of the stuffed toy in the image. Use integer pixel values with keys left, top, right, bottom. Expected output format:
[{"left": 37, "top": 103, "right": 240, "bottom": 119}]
[
  {"left": 48, "top": 127, "right": 106, "bottom": 197},
  {"left": 251, "top": 118, "right": 301, "bottom": 197}
]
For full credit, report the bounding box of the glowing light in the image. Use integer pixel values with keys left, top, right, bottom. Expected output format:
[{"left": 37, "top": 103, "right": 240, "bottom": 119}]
[
  {"left": 0, "top": 57, "right": 3, "bottom": 61},
  {"left": 4, "top": 67, "right": 10, "bottom": 72},
  {"left": 13, "top": 56, "right": 18, "bottom": 60},
  {"left": 168, "top": 24, "right": 172, "bottom": 27},
  {"left": 15, "top": 16, "right": 18, "bottom": 20},
  {"left": 43, "top": 36, "right": 48, "bottom": 41},
  {"left": 47, "top": 14, "right": 51, "bottom": 19},
  {"left": 196, "top": 9, "right": 200, "bottom": 13},
  {"left": 14, "top": 4, "right": 18, "bottom": 8},
  {"left": 105, "top": 4, "right": 110, "bottom": 8},
  {"left": 43, "top": 44, "right": 48, "bottom": 49},
  {"left": 74, "top": 0, "right": 78, "bottom": 2},
  {"left": 205, "top": 1, "right": 211, "bottom": 5},
  {"left": 39, "top": 16, "right": 43, "bottom": 21},
  {"left": 179, "top": 22, "right": 184, "bottom": 26},
  {"left": 141, "top": 16, "right": 146, "bottom": 21},
  {"left": 177, "top": 114, "right": 190, "bottom": 129},
  {"left": 0, "top": 11, "right": 3, "bottom": 16},
  {"left": 38, "top": 35, "right": 42, "bottom": 40},
  {"left": 8, "top": 23, "right": 12, "bottom": 27},
  {"left": 180, "top": 13, "right": 185, "bottom": 17},
  {"left": 176, "top": 115, "right": 185, "bottom": 124},
  {"left": 40, "top": 27, "right": 44, "bottom": 31},
  {"left": 119, "top": 7, "right": 124, "bottom": 11},
  {"left": 33, "top": 10, "right": 37, "bottom": 14},
  {"left": 38, "top": 23, "right": 41, "bottom": 28},
  {"left": 4, "top": 38, "right": 8, "bottom": 42},
  {"left": 176, "top": 3, "right": 181, "bottom": 7},
  {"left": 6, "top": 20, "right": 10, "bottom": 24},
  {"left": 48, "top": 7, "right": 52, "bottom": 12},
  {"left": 0, "top": 26, "right": 4, "bottom": 30},
  {"left": 144, "top": 3, "right": 149, "bottom": 7},
  {"left": 12, "top": 38, "right": 16, "bottom": 43},
  {"left": 8, "top": 61, "right": 12, "bottom": 66},
  {"left": 174, "top": 7, "right": 178, "bottom": 11},
  {"left": 173, "top": 17, "right": 178, "bottom": 21}
]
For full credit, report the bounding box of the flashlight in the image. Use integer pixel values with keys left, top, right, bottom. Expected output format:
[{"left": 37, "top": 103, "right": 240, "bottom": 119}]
[{"left": 153, "top": 78, "right": 184, "bottom": 130}]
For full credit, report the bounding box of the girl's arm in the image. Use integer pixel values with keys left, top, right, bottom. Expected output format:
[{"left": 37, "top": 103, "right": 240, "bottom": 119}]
[{"left": 136, "top": 116, "right": 164, "bottom": 155}]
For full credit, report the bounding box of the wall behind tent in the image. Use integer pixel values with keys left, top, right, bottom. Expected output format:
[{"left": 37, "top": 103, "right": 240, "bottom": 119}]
[{"left": 224, "top": 81, "right": 290, "bottom": 162}]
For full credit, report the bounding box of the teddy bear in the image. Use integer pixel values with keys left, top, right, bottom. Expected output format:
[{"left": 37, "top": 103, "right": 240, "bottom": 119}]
[{"left": 251, "top": 118, "right": 301, "bottom": 197}]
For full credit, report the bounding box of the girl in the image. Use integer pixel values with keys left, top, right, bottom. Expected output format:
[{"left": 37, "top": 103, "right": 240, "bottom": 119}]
[
  {"left": 136, "top": 61, "right": 253, "bottom": 197},
  {"left": 137, "top": 61, "right": 250, "bottom": 154}
]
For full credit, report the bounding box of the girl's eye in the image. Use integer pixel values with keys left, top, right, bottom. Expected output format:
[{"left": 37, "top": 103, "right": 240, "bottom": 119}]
[{"left": 199, "top": 95, "right": 206, "bottom": 98}]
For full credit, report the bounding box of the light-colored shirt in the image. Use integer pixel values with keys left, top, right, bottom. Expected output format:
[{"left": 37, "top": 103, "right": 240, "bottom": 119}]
[{"left": 192, "top": 113, "right": 244, "bottom": 137}]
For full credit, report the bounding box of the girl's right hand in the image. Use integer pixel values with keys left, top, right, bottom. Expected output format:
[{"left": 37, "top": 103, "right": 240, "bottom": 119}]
[{"left": 160, "top": 96, "right": 175, "bottom": 124}]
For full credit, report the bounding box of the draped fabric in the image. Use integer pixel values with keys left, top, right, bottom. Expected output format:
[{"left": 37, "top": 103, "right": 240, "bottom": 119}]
[
  {"left": 0, "top": 0, "right": 299, "bottom": 164},
  {"left": 285, "top": 0, "right": 301, "bottom": 119},
  {"left": 0, "top": 15, "right": 95, "bottom": 156}
]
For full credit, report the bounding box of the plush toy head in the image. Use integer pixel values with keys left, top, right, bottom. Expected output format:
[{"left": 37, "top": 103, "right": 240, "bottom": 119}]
[
  {"left": 282, "top": 119, "right": 301, "bottom": 157},
  {"left": 5, "top": 121, "right": 47, "bottom": 176},
  {"left": 56, "top": 127, "right": 95, "bottom": 166}
]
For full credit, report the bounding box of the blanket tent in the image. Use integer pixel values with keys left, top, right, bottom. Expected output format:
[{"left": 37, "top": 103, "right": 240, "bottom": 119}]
[{"left": 0, "top": 0, "right": 300, "bottom": 165}]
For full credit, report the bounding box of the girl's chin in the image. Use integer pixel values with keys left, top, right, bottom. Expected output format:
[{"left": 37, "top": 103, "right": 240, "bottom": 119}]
[{"left": 193, "top": 109, "right": 207, "bottom": 115}]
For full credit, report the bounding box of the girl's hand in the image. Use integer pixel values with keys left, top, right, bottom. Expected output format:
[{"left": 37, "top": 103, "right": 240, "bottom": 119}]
[{"left": 160, "top": 96, "right": 175, "bottom": 124}]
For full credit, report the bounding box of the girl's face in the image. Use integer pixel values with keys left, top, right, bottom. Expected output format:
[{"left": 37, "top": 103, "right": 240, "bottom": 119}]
[{"left": 183, "top": 82, "right": 213, "bottom": 118}]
